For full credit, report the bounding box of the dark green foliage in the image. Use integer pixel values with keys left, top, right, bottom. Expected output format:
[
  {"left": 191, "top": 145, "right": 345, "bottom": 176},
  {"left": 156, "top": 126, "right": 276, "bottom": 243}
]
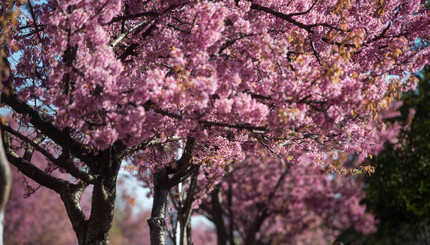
[
  {"left": 338, "top": 66, "right": 430, "bottom": 244},
  {"left": 367, "top": 66, "right": 430, "bottom": 221}
]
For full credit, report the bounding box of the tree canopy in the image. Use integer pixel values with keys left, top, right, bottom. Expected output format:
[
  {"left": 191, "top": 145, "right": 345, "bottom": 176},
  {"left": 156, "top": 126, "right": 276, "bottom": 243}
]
[{"left": 1, "top": 0, "right": 429, "bottom": 244}]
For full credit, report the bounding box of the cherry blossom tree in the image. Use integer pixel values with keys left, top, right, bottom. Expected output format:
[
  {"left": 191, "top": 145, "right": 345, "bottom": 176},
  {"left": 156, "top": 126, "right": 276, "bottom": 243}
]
[
  {"left": 199, "top": 157, "right": 376, "bottom": 245},
  {"left": 5, "top": 161, "right": 152, "bottom": 245},
  {"left": 4, "top": 166, "right": 77, "bottom": 245},
  {"left": 165, "top": 90, "right": 408, "bottom": 245},
  {"left": 1, "top": 0, "right": 429, "bottom": 244}
]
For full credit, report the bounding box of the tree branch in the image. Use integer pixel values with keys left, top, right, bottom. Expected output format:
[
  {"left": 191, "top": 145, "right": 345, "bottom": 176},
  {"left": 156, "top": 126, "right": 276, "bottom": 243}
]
[
  {"left": 5, "top": 149, "right": 71, "bottom": 194},
  {"left": 2, "top": 125, "right": 95, "bottom": 183},
  {"left": 250, "top": 3, "right": 313, "bottom": 33},
  {"left": 169, "top": 165, "right": 199, "bottom": 189},
  {"left": 107, "top": 11, "right": 158, "bottom": 24},
  {"left": 110, "top": 21, "right": 150, "bottom": 47},
  {"left": 287, "top": 0, "right": 319, "bottom": 17},
  {"left": 117, "top": 135, "right": 182, "bottom": 159},
  {"left": 27, "top": 0, "right": 43, "bottom": 43},
  {"left": 60, "top": 183, "right": 89, "bottom": 243},
  {"left": 250, "top": 2, "right": 344, "bottom": 33},
  {"left": 1, "top": 92, "right": 98, "bottom": 170},
  {"left": 199, "top": 120, "right": 267, "bottom": 132},
  {"left": 168, "top": 138, "right": 195, "bottom": 188}
]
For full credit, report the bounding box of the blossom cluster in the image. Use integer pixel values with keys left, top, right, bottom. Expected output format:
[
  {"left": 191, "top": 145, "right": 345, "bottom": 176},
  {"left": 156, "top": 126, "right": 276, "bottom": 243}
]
[{"left": 8, "top": 0, "right": 430, "bottom": 177}]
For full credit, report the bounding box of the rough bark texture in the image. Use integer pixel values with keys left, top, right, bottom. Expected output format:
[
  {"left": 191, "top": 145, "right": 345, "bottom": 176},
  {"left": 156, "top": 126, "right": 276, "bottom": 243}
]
[
  {"left": 62, "top": 180, "right": 118, "bottom": 245},
  {"left": 0, "top": 132, "right": 11, "bottom": 245},
  {"left": 61, "top": 151, "right": 121, "bottom": 245},
  {"left": 84, "top": 180, "right": 117, "bottom": 244},
  {"left": 148, "top": 168, "right": 169, "bottom": 245}
]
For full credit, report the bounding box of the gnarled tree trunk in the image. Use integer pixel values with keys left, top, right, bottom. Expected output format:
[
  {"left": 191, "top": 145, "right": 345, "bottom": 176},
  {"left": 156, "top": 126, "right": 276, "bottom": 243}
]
[
  {"left": 60, "top": 152, "right": 121, "bottom": 245},
  {"left": 64, "top": 179, "right": 118, "bottom": 245}
]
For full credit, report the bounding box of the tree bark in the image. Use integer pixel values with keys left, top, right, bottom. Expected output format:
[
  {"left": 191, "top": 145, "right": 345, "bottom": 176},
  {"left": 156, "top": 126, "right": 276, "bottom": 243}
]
[
  {"left": 178, "top": 168, "right": 198, "bottom": 245},
  {"left": 61, "top": 153, "right": 121, "bottom": 245},
  {"left": 0, "top": 132, "right": 11, "bottom": 245},
  {"left": 148, "top": 168, "right": 170, "bottom": 245},
  {"left": 62, "top": 179, "right": 118, "bottom": 245},
  {"left": 177, "top": 199, "right": 193, "bottom": 245},
  {"left": 211, "top": 187, "right": 228, "bottom": 245},
  {"left": 178, "top": 219, "right": 192, "bottom": 245}
]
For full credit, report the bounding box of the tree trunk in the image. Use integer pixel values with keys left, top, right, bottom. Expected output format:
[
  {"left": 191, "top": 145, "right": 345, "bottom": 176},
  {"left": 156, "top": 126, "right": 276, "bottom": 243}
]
[
  {"left": 0, "top": 132, "right": 11, "bottom": 245},
  {"left": 61, "top": 178, "right": 118, "bottom": 245},
  {"left": 211, "top": 188, "right": 228, "bottom": 245},
  {"left": 61, "top": 155, "right": 120, "bottom": 245},
  {"left": 178, "top": 219, "right": 192, "bottom": 245},
  {"left": 86, "top": 180, "right": 117, "bottom": 244},
  {"left": 178, "top": 209, "right": 192, "bottom": 245},
  {"left": 177, "top": 166, "right": 199, "bottom": 245},
  {"left": 148, "top": 168, "right": 169, "bottom": 245}
]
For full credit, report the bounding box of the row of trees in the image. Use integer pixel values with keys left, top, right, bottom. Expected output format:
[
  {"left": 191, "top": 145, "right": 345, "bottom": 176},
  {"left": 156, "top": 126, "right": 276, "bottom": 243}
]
[
  {"left": 1, "top": 0, "right": 429, "bottom": 244},
  {"left": 3, "top": 155, "right": 373, "bottom": 245}
]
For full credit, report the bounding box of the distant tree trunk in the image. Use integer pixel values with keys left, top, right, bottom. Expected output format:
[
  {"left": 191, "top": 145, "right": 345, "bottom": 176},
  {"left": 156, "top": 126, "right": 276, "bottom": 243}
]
[
  {"left": 211, "top": 187, "right": 228, "bottom": 245},
  {"left": 177, "top": 169, "right": 199, "bottom": 245},
  {"left": 148, "top": 139, "right": 195, "bottom": 245},
  {"left": 0, "top": 131, "right": 11, "bottom": 245},
  {"left": 176, "top": 192, "right": 193, "bottom": 245},
  {"left": 178, "top": 218, "right": 192, "bottom": 245},
  {"left": 148, "top": 168, "right": 170, "bottom": 245}
]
